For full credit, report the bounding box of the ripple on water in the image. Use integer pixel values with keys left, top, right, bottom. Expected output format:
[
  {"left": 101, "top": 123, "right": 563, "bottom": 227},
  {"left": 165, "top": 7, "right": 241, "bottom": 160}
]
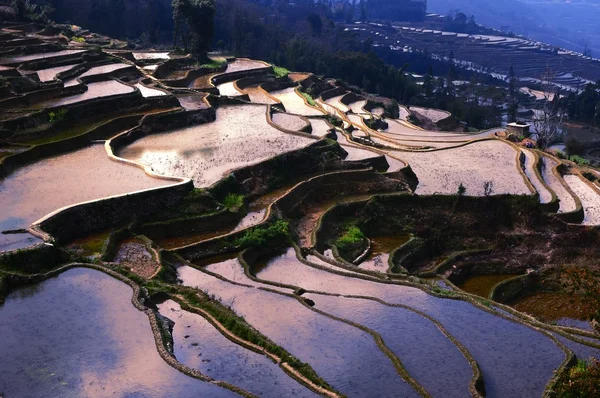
[{"left": 0, "top": 268, "right": 237, "bottom": 398}]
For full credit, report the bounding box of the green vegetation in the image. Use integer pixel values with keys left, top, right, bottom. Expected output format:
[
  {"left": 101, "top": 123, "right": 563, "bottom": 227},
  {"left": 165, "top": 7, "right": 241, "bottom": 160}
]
[
  {"left": 200, "top": 57, "right": 227, "bottom": 69},
  {"left": 299, "top": 91, "right": 316, "bottom": 106},
  {"left": 555, "top": 358, "right": 600, "bottom": 398},
  {"left": 569, "top": 155, "right": 591, "bottom": 166},
  {"left": 237, "top": 220, "right": 290, "bottom": 249},
  {"left": 273, "top": 66, "right": 289, "bottom": 78},
  {"left": 48, "top": 108, "right": 68, "bottom": 124},
  {"left": 336, "top": 226, "right": 366, "bottom": 252},
  {"left": 223, "top": 193, "right": 244, "bottom": 212},
  {"left": 72, "top": 36, "right": 86, "bottom": 43}
]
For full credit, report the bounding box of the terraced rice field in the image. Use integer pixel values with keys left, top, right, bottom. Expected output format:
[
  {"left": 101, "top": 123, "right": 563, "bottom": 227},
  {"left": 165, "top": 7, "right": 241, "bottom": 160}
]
[
  {"left": 0, "top": 144, "right": 170, "bottom": 249},
  {"left": 564, "top": 174, "right": 600, "bottom": 224},
  {"left": 268, "top": 87, "right": 324, "bottom": 116},
  {"left": 135, "top": 83, "right": 167, "bottom": 98},
  {"left": 43, "top": 80, "right": 135, "bottom": 107},
  {"left": 79, "top": 63, "right": 130, "bottom": 77},
  {"left": 0, "top": 268, "right": 236, "bottom": 398},
  {"left": 2, "top": 26, "right": 599, "bottom": 398},
  {"left": 35, "top": 64, "right": 79, "bottom": 82},
  {"left": 117, "top": 105, "right": 315, "bottom": 187},
  {"left": 540, "top": 156, "right": 578, "bottom": 213},
  {"left": 396, "top": 140, "right": 532, "bottom": 196}
]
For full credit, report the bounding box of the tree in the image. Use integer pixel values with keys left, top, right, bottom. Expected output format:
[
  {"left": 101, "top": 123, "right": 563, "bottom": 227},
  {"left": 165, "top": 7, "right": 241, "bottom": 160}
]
[
  {"left": 533, "top": 70, "right": 566, "bottom": 149},
  {"left": 173, "top": 0, "right": 215, "bottom": 56},
  {"left": 307, "top": 13, "right": 322, "bottom": 37}
]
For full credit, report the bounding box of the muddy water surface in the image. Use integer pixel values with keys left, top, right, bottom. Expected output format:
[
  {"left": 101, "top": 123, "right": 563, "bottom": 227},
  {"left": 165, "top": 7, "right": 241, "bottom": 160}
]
[
  {"left": 271, "top": 112, "right": 308, "bottom": 131},
  {"left": 458, "top": 274, "right": 521, "bottom": 298},
  {"left": 177, "top": 263, "right": 420, "bottom": 397},
  {"left": 540, "top": 156, "right": 577, "bottom": 213},
  {"left": 157, "top": 300, "right": 316, "bottom": 397},
  {"left": 396, "top": 140, "right": 531, "bottom": 196},
  {"left": 0, "top": 268, "right": 236, "bottom": 398},
  {"left": 358, "top": 235, "right": 410, "bottom": 272},
  {"left": 511, "top": 292, "right": 593, "bottom": 327},
  {"left": 118, "top": 105, "right": 314, "bottom": 187}
]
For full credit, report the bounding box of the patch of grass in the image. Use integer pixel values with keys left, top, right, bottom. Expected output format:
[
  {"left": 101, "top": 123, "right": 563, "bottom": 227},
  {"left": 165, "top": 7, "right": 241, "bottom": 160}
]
[
  {"left": 272, "top": 65, "right": 289, "bottom": 78},
  {"left": 223, "top": 193, "right": 244, "bottom": 212},
  {"left": 237, "top": 220, "right": 290, "bottom": 249},
  {"left": 336, "top": 226, "right": 366, "bottom": 252},
  {"left": 299, "top": 91, "right": 316, "bottom": 106},
  {"left": 72, "top": 36, "right": 86, "bottom": 43}
]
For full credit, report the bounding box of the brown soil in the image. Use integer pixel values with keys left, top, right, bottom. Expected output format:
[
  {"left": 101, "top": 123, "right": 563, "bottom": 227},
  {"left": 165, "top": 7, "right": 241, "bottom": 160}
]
[{"left": 114, "top": 238, "right": 159, "bottom": 278}]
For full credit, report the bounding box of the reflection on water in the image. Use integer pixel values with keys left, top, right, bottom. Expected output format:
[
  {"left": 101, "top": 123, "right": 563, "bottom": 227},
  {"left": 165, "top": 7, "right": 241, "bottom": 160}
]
[
  {"left": 255, "top": 248, "right": 565, "bottom": 397},
  {"left": 358, "top": 235, "right": 410, "bottom": 272},
  {"left": 0, "top": 268, "right": 236, "bottom": 398},
  {"left": 158, "top": 299, "right": 317, "bottom": 397},
  {"left": 118, "top": 105, "right": 313, "bottom": 187},
  {"left": 304, "top": 293, "right": 472, "bottom": 397},
  {"left": 0, "top": 144, "right": 170, "bottom": 249},
  {"left": 178, "top": 262, "right": 420, "bottom": 397}
]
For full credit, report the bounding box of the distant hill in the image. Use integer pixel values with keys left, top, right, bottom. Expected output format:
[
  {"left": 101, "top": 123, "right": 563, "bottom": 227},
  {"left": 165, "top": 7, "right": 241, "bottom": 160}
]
[{"left": 427, "top": 0, "right": 600, "bottom": 55}]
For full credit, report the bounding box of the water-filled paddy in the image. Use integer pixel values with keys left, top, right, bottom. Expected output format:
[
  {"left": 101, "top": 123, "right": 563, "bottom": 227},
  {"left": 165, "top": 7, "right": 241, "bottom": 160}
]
[
  {"left": 304, "top": 294, "right": 473, "bottom": 397},
  {"left": 564, "top": 174, "right": 600, "bottom": 225},
  {"left": 0, "top": 268, "right": 236, "bottom": 398},
  {"left": 0, "top": 49, "right": 85, "bottom": 65},
  {"left": 223, "top": 58, "right": 267, "bottom": 73},
  {"left": 521, "top": 149, "right": 552, "bottom": 203},
  {"left": 79, "top": 63, "right": 130, "bottom": 77},
  {"left": 271, "top": 112, "right": 308, "bottom": 131},
  {"left": 240, "top": 84, "right": 277, "bottom": 104},
  {"left": 135, "top": 83, "right": 167, "bottom": 98},
  {"left": 36, "top": 64, "right": 79, "bottom": 82},
  {"left": 117, "top": 105, "right": 314, "bottom": 187},
  {"left": 540, "top": 156, "right": 577, "bottom": 213},
  {"left": 396, "top": 140, "right": 531, "bottom": 196},
  {"left": 255, "top": 248, "right": 565, "bottom": 397},
  {"left": 216, "top": 81, "right": 243, "bottom": 97},
  {"left": 358, "top": 235, "right": 410, "bottom": 272},
  {"left": 157, "top": 299, "right": 316, "bottom": 397},
  {"left": 178, "top": 263, "right": 421, "bottom": 397},
  {"left": 268, "top": 87, "right": 324, "bottom": 116},
  {"left": 348, "top": 99, "right": 367, "bottom": 114},
  {"left": 0, "top": 144, "right": 170, "bottom": 249},
  {"left": 42, "top": 80, "right": 135, "bottom": 107},
  {"left": 458, "top": 274, "right": 521, "bottom": 298}
]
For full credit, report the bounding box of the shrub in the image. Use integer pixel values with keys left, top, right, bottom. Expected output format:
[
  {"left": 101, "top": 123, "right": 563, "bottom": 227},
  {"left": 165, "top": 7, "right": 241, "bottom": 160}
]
[
  {"left": 556, "top": 151, "right": 566, "bottom": 159},
  {"left": 457, "top": 183, "right": 467, "bottom": 197},
  {"left": 555, "top": 358, "right": 600, "bottom": 398},
  {"left": 237, "top": 220, "right": 290, "bottom": 248},
  {"left": 48, "top": 108, "right": 67, "bottom": 123},
  {"left": 223, "top": 193, "right": 244, "bottom": 212},
  {"left": 272, "top": 65, "right": 289, "bottom": 78},
  {"left": 72, "top": 36, "right": 86, "bottom": 43},
  {"left": 336, "top": 226, "right": 366, "bottom": 251},
  {"left": 569, "top": 155, "right": 591, "bottom": 166}
]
